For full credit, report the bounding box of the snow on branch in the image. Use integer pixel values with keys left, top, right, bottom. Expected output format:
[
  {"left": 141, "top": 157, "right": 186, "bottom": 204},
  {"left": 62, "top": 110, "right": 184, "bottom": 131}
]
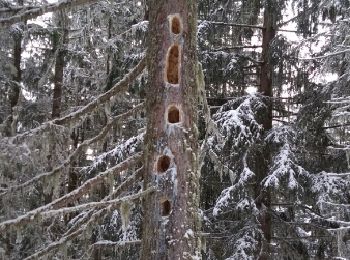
[
  {"left": 6, "top": 56, "right": 146, "bottom": 142},
  {"left": 1, "top": 103, "right": 144, "bottom": 195},
  {"left": 262, "top": 126, "right": 310, "bottom": 202},
  {"left": 199, "top": 20, "right": 264, "bottom": 30},
  {"left": 213, "top": 154, "right": 256, "bottom": 216},
  {"left": 90, "top": 239, "right": 141, "bottom": 250},
  {"left": 0, "top": 0, "right": 98, "bottom": 27},
  {"left": 23, "top": 167, "right": 144, "bottom": 260},
  {"left": 299, "top": 48, "right": 350, "bottom": 61},
  {"left": 40, "top": 187, "right": 156, "bottom": 218},
  {"left": 83, "top": 133, "right": 144, "bottom": 176},
  {"left": 0, "top": 152, "right": 142, "bottom": 231},
  {"left": 311, "top": 171, "right": 350, "bottom": 206},
  {"left": 212, "top": 94, "right": 266, "bottom": 148}
]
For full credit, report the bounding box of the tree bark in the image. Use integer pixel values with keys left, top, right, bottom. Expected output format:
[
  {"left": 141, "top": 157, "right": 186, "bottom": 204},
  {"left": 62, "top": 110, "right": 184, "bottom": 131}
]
[
  {"left": 5, "top": 5, "right": 23, "bottom": 137},
  {"left": 259, "top": 4, "right": 275, "bottom": 130},
  {"left": 141, "top": 0, "right": 201, "bottom": 259},
  {"left": 257, "top": 3, "right": 275, "bottom": 259}
]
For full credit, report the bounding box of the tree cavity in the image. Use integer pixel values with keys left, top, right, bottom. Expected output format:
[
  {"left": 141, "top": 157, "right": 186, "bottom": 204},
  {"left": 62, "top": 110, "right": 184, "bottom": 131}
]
[
  {"left": 157, "top": 155, "right": 171, "bottom": 173},
  {"left": 161, "top": 199, "right": 171, "bottom": 216},
  {"left": 166, "top": 45, "right": 180, "bottom": 84},
  {"left": 167, "top": 105, "right": 180, "bottom": 124},
  {"left": 171, "top": 16, "right": 182, "bottom": 34}
]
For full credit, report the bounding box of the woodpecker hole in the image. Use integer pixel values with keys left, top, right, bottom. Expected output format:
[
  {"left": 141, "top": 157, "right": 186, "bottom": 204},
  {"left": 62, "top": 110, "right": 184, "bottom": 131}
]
[
  {"left": 161, "top": 200, "right": 171, "bottom": 216},
  {"left": 157, "top": 155, "right": 171, "bottom": 173},
  {"left": 167, "top": 106, "right": 180, "bottom": 124},
  {"left": 171, "top": 16, "right": 181, "bottom": 34},
  {"left": 166, "top": 45, "right": 179, "bottom": 84}
]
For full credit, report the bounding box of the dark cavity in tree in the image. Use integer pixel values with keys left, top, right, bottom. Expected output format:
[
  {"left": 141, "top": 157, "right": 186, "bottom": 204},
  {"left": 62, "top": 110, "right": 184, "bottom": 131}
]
[
  {"left": 161, "top": 200, "right": 171, "bottom": 216},
  {"left": 168, "top": 106, "right": 180, "bottom": 123},
  {"left": 166, "top": 45, "right": 179, "bottom": 84},
  {"left": 157, "top": 155, "right": 171, "bottom": 173},
  {"left": 171, "top": 16, "right": 181, "bottom": 34}
]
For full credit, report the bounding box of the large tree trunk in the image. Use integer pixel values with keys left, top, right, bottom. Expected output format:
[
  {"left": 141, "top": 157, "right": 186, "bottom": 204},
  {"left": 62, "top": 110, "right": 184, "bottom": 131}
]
[{"left": 141, "top": 0, "right": 201, "bottom": 259}]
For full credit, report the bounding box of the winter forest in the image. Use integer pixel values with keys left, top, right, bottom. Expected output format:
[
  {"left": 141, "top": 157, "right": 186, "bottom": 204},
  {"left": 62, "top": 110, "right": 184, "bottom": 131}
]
[{"left": 0, "top": 0, "right": 350, "bottom": 259}]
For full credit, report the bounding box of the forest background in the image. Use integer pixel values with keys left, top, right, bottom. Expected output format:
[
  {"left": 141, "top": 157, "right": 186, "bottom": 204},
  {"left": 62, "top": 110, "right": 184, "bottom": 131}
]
[{"left": 0, "top": 0, "right": 350, "bottom": 259}]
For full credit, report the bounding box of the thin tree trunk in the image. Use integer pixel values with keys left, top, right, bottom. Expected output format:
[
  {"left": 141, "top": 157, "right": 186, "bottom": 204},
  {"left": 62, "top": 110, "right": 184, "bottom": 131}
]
[
  {"left": 141, "top": 0, "right": 201, "bottom": 259},
  {"left": 257, "top": 3, "right": 275, "bottom": 259},
  {"left": 5, "top": 0, "right": 23, "bottom": 137},
  {"left": 52, "top": 11, "right": 68, "bottom": 119},
  {"left": 259, "top": 4, "right": 275, "bottom": 130}
]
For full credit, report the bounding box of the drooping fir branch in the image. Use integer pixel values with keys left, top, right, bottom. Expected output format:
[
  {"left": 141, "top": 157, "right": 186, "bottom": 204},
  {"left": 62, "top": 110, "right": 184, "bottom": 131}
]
[
  {"left": 1, "top": 103, "right": 144, "bottom": 195},
  {"left": 6, "top": 56, "right": 146, "bottom": 142},
  {"left": 0, "top": 0, "right": 98, "bottom": 27},
  {"left": 23, "top": 167, "right": 144, "bottom": 260},
  {"left": 0, "top": 153, "right": 142, "bottom": 231}
]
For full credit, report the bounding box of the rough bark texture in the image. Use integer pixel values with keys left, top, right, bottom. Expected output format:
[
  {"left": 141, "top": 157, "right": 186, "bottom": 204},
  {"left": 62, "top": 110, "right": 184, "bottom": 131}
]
[{"left": 141, "top": 0, "right": 201, "bottom": 259}]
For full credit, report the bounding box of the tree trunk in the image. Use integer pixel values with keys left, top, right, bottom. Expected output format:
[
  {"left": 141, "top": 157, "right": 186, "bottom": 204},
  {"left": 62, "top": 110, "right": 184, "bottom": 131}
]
[
  {"left": 141, "top": 0, "right": 201, "bottom": 259},
  {"left": 259, "top": 4, "right": 275, "bottom": 130},
  {"left": 5, "top": 0, "right": 23, "bottom": 137},
  {"left": 257, "top": 3, "right": 275, "bottom": 259},
  {"left": 52, "top": 11, "right": 68, "bottom": 119}
]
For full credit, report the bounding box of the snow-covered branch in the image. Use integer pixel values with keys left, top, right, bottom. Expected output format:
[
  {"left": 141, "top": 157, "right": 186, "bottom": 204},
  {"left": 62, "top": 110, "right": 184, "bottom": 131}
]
[
  {"left": 0, "top": 152, "right": 142, "bottom": 231},
  {"left": 42, "top": 187, "right": 156, "bottom": 218},
  {"left": 7, "top": 56, "right": 146, "bottom": 142},
  {"left": 90, "top": 239, "right": 141, "bottom": 250},
  {"left": 23, "top": 167, "right": 144, "bottom": 259},
  {"left": 299, "top": 48, "right": 350, "bottom": 61},
  {"left": 1, "top": 103, "right": 144, "bottom": 195},
  {"left": 0, "top": 0, "right": 98, "bottom": 27}
]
